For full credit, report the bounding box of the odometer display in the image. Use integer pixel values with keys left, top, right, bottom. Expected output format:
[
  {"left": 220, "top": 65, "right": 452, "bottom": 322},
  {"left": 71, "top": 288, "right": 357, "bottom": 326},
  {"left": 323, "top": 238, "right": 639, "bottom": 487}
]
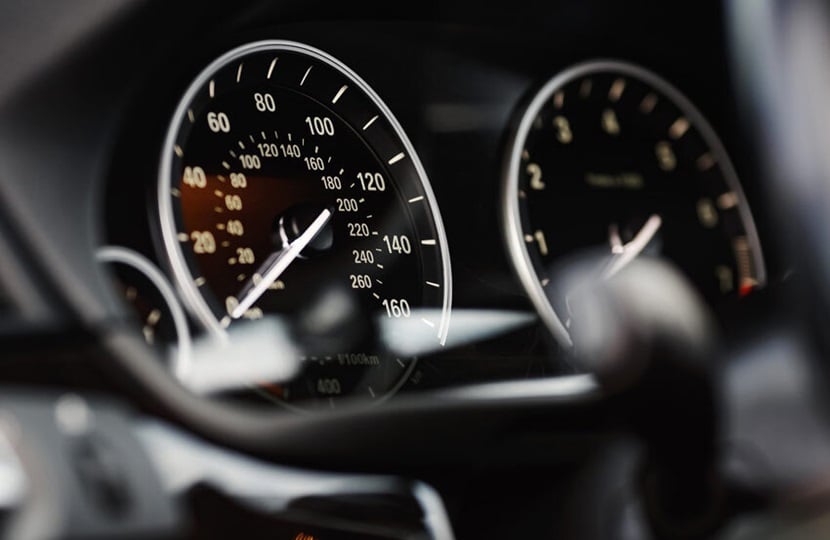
[{"left": 159, "top": 41, "right": 451, "bottom": 409}]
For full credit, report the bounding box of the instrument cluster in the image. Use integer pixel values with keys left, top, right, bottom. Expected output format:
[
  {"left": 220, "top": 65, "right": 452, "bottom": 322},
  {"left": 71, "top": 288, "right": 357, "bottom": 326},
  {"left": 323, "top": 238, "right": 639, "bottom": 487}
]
[{"left": 100, "top": 10, "right": 774, "bottom": 412}]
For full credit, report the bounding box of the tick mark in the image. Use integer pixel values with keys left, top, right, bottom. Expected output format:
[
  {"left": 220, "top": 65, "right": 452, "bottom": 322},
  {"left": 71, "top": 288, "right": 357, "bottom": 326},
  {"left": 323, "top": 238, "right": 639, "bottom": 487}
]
[
  {"left": 609, "top": 78, "right": 626, "bottom": 102},
  {"left": 300, "top": 66, "right": 313, "bottom": 86},
  {"left": 669, "top": 117, "right": 690, "bottom": 139},
  {"left": 362, "top": 115, "right": 379, "bottom": 130},
  {"left": 717, "top": 191, "right": 739, "bottom": 209},
  {"left": 267, "top": 57, "right": 279, "bottom": 79},
  {"left": 697, "top": 152, "right": 716, "bottom": 171},
  {"left": 640, "top": 93, "right": 658, "bottom": 113},
  {"left": 579, "top": 79, "right": 592, "bottom": 98},
  {"left": 332, "top": 85, "right": 348, "bottom": 103}
]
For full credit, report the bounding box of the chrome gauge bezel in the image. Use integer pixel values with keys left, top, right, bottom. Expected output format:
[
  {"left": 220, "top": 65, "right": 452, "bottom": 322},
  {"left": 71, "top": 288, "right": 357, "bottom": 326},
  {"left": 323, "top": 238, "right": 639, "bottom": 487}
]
[
  {"left": 96, "top": 246, "right": 193, "bottom": 379},
  {"left": 502, "top": 59, "right": 766, "bottom": 349}
]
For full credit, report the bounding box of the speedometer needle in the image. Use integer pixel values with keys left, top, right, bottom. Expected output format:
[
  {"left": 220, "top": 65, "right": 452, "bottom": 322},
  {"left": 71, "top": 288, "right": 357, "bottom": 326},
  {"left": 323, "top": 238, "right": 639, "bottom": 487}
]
[
  {"left": 231, "top": 208, "right": 332, "bottom": 319},
  {"left": 602, "top": 214, "right": 662, "bottom": 279}
]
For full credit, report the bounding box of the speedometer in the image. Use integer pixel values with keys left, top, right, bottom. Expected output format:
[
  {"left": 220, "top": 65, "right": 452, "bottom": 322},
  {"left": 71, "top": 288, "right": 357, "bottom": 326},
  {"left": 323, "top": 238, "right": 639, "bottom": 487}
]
[{"left": 159, "top": 41, "right": 452, "bottom": 409}]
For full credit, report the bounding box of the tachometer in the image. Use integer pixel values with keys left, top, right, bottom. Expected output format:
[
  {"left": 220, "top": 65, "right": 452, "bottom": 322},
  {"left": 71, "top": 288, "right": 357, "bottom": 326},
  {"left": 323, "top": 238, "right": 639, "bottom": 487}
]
[
  {"left": 159, "top": 41, "right": 451, "bottom": 409},
  {"left": 503, "top": 60, "right": 765, "bottom": 347}
]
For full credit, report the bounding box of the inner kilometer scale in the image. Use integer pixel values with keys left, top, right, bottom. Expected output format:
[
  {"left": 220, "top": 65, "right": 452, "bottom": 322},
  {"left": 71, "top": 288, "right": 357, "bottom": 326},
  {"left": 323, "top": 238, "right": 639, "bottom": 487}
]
[{"left": 159, "top": 41, "right": 452, "bottom": 409}]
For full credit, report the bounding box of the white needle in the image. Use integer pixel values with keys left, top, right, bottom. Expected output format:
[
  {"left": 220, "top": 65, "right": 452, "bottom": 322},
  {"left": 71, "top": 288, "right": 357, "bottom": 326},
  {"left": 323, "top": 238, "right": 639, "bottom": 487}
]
[
  {"left": 602, "top": 214, "right": 662, "bottom": 279},
  {"left": 231, "top": 208, "right": 332, "bottom": 319},
  {"left": 609, "top": 223, "right": 625, "bottom": 254}
]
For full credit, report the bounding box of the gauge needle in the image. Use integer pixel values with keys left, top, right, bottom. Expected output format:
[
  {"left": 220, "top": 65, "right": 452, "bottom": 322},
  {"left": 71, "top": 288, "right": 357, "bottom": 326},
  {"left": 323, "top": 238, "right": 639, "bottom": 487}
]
[
  {"left": 602, "top": 214, "right": 662, "bottom": 279},
  {"left": 231, "top": 208, "right": 332, "bottom": 319}
]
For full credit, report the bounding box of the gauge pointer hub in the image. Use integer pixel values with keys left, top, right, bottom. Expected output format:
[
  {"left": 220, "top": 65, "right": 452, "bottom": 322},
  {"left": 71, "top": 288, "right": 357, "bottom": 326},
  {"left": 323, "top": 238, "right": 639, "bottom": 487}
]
[
  {"left": 278, "top": 203, "right": 335, "bottom": 257},
  {"left": 231, "top": 208, "right": 332, "bottom": 319},
  {"left": 602, "top": 214, "right": 662, "bottom": 279}
]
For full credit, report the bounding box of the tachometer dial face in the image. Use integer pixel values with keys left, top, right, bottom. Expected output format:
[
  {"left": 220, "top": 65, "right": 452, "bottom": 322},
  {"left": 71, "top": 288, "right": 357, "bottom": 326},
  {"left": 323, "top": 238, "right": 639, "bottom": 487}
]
[
  {"left": 159, "top": 41, "right": 451, "bottom": 409},
  {"left": 503, "top": 61, "right": 765, "bottom": 347}
]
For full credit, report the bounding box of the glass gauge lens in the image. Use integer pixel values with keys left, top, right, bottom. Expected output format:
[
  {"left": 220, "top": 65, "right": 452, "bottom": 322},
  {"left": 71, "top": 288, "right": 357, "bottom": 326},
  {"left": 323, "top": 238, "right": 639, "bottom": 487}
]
[
  {"left": 503, "top": 61, "right": 765, "bottom": 347},
  {"left": 159, "top": 41, "right": 451, "bottom": 409}
]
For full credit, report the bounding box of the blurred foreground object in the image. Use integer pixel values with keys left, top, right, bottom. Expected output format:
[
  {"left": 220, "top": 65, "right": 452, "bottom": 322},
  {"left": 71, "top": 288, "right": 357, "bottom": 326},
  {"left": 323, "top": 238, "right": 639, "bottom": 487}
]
[
  {"left": 0, "top": 393, "right": 178, "bottom": 540},
  {"left": 730, "top": 0, "right": 830, "bottom": 351},
  {"left": 561, "top": 257, "right": 722, "bottom": 539}
]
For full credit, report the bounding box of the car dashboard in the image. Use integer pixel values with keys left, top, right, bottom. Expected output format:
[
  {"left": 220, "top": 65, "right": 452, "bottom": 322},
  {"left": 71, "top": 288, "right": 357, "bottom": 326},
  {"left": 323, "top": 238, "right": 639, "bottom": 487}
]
[
  {"left": 97, "top": 1, "right": 775, "bottom": 407},
  {"left": 0, "top": 1, "right": 819, "bottom": 539}
]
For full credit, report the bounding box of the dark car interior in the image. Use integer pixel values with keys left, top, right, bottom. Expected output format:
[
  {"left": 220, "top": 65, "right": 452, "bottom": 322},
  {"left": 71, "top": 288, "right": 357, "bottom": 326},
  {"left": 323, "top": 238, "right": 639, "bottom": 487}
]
[{"left": 0, "top": 1, "right": 829, "bottom": 538}]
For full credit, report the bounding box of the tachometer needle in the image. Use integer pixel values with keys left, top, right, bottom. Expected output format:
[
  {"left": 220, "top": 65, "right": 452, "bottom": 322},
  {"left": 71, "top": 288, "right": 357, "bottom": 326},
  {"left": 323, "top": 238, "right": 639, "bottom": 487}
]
[
  {"left": 602, "top": 214, "right": 662, "bottom": 279},
  {"left": 231, "top": 208, "right": 332, "bottom": 319}
]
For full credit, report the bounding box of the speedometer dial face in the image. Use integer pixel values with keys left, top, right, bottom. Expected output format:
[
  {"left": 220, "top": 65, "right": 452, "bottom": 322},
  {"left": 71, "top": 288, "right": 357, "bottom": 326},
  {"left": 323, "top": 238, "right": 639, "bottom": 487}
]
[
  {"left": 159, "top": 41, "right": 451, "bottom": 409},
  {"left": 504, "top": 61, "right": 765, "bottom": 347}
]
